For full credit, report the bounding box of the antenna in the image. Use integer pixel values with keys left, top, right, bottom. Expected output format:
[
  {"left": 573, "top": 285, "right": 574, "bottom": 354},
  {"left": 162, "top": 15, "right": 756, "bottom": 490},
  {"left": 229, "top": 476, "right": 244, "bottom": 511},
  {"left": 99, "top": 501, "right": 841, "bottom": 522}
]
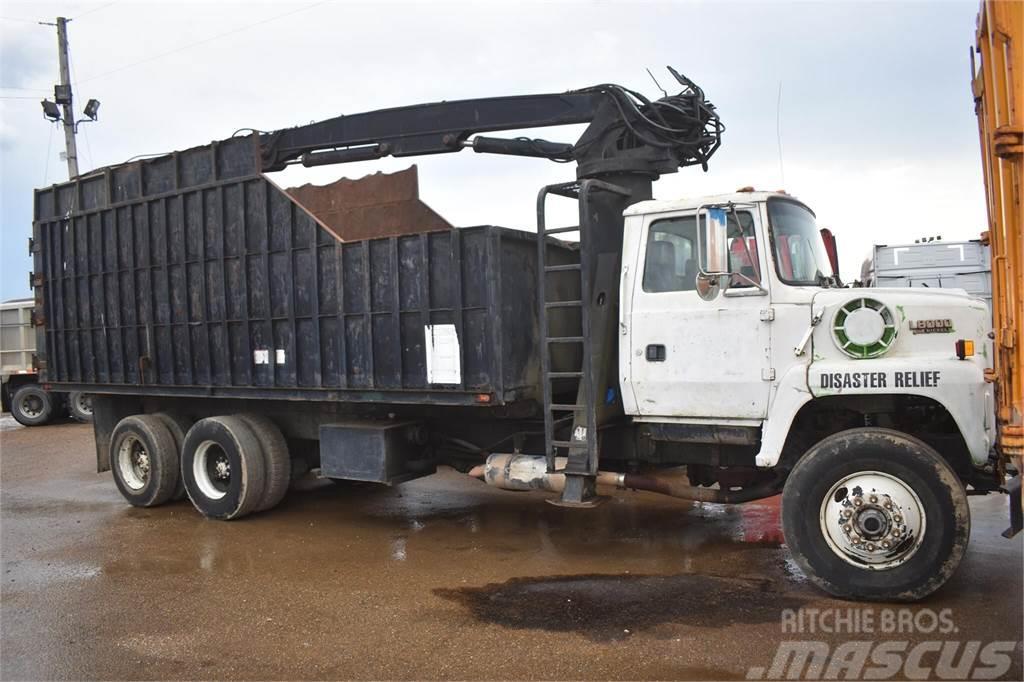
[
  {"left": 646, "top": 68, "right": 668, "bottom": 98},
  {"left": 776, "top": 80, "right": 786, "bottom": 187}
]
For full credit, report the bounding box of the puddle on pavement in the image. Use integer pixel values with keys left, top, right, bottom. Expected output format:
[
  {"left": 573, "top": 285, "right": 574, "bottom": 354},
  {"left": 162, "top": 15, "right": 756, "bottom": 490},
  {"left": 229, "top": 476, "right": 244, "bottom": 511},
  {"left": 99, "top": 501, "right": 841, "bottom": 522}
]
[
  {"left": 4, "top": 558, "right": 102, "bottom": 587},
  {"left": 436, "top": 572, "right": 808, "bottom": 642}
]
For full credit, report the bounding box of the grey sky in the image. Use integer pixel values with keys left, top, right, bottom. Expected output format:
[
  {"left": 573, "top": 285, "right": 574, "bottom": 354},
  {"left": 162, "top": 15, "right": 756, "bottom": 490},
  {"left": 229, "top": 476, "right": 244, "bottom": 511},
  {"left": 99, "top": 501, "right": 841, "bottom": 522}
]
[{"left": 0, "top": 0, "right": 985, "bottom": 300}]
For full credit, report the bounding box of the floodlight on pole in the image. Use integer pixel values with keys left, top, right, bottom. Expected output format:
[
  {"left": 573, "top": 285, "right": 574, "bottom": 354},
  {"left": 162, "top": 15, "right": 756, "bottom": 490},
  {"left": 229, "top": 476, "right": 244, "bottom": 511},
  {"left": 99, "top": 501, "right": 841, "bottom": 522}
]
[
  {"left": 83, "top": 98, "right": 100, "bottom": 121},
  {"left": 41, "top": 99, "right": 62, "bottom": 122}
]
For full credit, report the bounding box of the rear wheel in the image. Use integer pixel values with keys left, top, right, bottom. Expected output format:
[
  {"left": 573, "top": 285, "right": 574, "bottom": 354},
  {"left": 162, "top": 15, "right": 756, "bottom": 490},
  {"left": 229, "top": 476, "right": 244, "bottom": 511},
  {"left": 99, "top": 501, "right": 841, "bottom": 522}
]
[
  {"left": 181, "top": 416, "right": 266, "bottom": 520},
  {"left": 782, "top": 428, "right": 970, "bottom": 601},
  {"left": 10, "top": 384, "right": 54, "bottom": 427},
  {"left": 109, "top": 415, "right": 179, "bottom": 507},
  {"left": 153, "top": 412, "right": 192, "bottom": 501},
  {"left": 236, "top": 413, "right": 291, "bottom": 512},
  {"left": 67, "top": 392, "right": 93, "bottom": 423}
]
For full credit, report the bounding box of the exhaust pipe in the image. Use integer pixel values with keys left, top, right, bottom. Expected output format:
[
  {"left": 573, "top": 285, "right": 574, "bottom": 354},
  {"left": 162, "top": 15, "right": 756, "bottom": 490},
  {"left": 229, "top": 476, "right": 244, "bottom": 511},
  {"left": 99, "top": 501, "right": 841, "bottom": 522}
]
[
  {"left": 467, "top": 455, "right": 623, "bottom": 493},
  {"left": 467, "top": 454, "right": 781, "bottom": 504}
]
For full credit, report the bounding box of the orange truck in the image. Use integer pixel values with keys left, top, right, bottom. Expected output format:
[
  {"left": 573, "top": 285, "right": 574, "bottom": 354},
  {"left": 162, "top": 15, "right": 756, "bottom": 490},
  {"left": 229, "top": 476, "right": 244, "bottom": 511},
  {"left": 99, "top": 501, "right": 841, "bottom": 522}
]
[{"left": 972, "top": 0, "right": 1023, "bottom": 531}]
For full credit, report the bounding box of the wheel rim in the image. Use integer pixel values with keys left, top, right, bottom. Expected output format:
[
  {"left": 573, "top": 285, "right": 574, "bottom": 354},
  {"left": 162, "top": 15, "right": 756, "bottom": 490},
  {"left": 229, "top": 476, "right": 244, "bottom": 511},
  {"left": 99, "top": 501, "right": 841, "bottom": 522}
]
[
  {"left": 193, "top": 440, "right": 231, "bottom": 500},
  {"left": 75, "top": 394, "right": 93, "bottom": 416},
  {"left": 20, "top": 394, "right": 44, "bottom": 418},
  {"left": 117, "top": 435, "right": 151, "bottom": 491},
  {"left": 819, "top": 470, "right": 926, "bottom": 569}
]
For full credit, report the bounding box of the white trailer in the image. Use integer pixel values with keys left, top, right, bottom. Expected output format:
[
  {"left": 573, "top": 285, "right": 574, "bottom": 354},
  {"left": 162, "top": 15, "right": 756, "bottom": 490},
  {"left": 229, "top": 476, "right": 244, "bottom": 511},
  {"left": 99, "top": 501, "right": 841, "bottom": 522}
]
[
  {"left": 1, "top": 298, "right": 92, "bottom": 425},
  {"left": 864, "top": 240, "right": 993, "bottom": 313}
]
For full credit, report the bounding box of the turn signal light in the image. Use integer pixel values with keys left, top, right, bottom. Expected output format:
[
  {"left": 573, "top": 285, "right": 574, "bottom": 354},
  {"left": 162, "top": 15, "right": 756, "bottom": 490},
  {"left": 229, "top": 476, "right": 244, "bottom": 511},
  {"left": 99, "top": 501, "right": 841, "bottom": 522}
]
[{"left": 955, "top": 339, "right": 975, "bottom": 360}]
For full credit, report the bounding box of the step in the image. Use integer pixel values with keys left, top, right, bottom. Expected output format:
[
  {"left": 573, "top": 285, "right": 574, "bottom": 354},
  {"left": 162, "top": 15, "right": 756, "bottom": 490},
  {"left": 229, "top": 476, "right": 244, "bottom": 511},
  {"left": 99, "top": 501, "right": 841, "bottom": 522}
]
[
  {"left": 546, "top": 336, "right": 584, "bottom": 344},
  {"left": 544, "top": 264, "right": 582, "bottom": 272},
  {"left": 543, "top": 226, "right": 581, "bottom": 235},
  {"left": 547, "top": 371, "right": 583, "bottom": 379},
  {"left": 549, "top": 403, "right": 584, "bottom": 411},
  {"left": 544, "top": 300, "right": 582, "bottom": 309}
]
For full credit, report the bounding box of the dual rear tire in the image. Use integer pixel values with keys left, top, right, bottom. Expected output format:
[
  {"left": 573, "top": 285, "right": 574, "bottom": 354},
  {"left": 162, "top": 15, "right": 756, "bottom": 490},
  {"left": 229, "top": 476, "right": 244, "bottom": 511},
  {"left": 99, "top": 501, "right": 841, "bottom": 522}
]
[{"left": 109, "top": 412, "right": 291, "bottom": 520}]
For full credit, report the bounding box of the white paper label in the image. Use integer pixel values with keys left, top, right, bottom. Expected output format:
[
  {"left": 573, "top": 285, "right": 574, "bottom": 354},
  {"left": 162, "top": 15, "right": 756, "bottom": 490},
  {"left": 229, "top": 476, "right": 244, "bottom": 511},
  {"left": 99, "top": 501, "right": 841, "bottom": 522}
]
[
  {"left": 424, "top": 324, "right": 460, "bottom": 385},
  {"left": 254, "top": 349, "right": 270, "bottom": 365},
  {"left": 276, "top": 349, "right": 286, "bottom": 364}
]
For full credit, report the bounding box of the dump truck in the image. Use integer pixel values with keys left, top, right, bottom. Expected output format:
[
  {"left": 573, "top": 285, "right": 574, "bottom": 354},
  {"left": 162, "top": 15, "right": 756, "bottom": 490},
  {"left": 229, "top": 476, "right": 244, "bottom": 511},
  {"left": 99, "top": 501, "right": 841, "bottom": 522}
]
[
  {"left": 1, "top": 297, "right": 92, "bottom": 425},
  {"left": 30, "top": 68, "right": 1008, "bottom": 601}
]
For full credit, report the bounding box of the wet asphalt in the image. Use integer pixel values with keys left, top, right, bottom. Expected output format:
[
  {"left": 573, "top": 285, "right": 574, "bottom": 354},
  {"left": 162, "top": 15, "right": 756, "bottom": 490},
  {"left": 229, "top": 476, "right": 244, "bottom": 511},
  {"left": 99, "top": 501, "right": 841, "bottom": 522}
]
[{"left": 1, "top": 416, "right": 1021, "bottom": 680}]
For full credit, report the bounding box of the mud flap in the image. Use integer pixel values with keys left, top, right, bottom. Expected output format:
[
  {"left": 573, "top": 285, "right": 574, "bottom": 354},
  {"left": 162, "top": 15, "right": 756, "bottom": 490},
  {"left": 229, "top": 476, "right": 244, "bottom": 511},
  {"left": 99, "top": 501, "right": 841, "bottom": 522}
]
[{"left": 1004, "top": 474, "right": 1022, "bottom": 539}]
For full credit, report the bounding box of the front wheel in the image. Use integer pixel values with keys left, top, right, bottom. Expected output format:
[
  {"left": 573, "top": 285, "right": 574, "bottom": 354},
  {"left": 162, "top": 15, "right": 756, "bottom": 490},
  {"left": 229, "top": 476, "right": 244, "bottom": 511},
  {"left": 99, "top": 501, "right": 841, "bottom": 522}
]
[{"left": 781, "top": 428, "right": 970, "bottom": 602}]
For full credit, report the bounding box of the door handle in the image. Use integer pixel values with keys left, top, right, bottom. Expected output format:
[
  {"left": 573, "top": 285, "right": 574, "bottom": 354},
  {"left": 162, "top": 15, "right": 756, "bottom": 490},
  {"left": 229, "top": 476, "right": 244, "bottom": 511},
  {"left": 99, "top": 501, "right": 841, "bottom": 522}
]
[{"left": 646, "top": 344, "right": 666, "bottom": 361}]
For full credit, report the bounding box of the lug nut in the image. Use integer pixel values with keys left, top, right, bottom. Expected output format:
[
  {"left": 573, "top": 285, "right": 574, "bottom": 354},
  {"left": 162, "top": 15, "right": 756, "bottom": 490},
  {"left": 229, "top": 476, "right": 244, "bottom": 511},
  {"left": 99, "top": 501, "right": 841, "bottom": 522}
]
[
  {"left": 866, "top": 543, "right": 875, "bottom": 551},
  {"left": 893, "top": 514, "right": 902, "bottom": 523},
  {"left": 843, "top": 524, "right": 851, "bottom": 533},
  {"left": 869, "top": 495, "right": 878, "bottom": 503},
  {"left": 853, "top": 498, "right": 863, "bottom": 507},
  {"left": 881, "top": 540, "right": 890, "bottom": 548}
]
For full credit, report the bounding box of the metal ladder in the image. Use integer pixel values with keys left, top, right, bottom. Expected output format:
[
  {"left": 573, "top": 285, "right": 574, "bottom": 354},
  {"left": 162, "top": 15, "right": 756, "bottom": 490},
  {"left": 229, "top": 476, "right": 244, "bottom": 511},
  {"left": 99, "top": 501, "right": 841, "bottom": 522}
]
[{"left": 536, "top": 179, "right": 631, "bottom": 505}]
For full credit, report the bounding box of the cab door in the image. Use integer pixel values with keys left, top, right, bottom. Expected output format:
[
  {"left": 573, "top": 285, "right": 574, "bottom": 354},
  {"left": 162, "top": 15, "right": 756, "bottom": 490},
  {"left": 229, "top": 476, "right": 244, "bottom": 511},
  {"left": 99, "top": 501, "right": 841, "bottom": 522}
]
[{"left": 622, "top": 208, "right": 772, "bottom": 419}]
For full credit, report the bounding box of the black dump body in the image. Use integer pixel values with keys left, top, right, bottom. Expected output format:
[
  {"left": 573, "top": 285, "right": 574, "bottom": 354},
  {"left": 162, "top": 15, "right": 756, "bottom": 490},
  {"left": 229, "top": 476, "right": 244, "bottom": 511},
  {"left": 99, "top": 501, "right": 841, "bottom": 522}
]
[{"left": 32, "top": 136, "right": 577, "bottom": 409}]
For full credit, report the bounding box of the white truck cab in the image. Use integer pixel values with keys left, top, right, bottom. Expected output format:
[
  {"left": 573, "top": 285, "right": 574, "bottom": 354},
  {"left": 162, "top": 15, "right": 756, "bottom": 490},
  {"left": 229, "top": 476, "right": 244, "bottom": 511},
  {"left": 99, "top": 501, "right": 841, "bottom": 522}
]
[{"left": 617, "top": 191, "right": 994, "bottom": 600}]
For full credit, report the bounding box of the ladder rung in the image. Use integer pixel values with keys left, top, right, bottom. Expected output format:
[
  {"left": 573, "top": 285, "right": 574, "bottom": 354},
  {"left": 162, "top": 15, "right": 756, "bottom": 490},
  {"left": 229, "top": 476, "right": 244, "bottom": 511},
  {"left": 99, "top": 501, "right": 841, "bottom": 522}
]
[
  {"left": 545, "top": 300, "right": 582, "bottom": 309},
  {"left": 549, "top": 403, "right": 583, "bottom": 411},
  {"left": 544, "top": 226, "right": 580, "bottom": 235},
  {"left": 544, "top": 264, "right": 581, "bottom": 272},
  {"left": 551, "top": 440, "right": 580, "bottom": 448},
  {"left": 547, "top": 371, "right": 583, "bottom": 379},
  {"left": 546, "top": 336, "right": 584, "bottom": 343}
]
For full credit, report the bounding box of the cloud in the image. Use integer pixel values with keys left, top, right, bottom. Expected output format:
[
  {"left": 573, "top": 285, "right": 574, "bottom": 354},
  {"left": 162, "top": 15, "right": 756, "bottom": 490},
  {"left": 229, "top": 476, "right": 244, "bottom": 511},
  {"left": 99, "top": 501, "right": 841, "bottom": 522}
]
[{"left": 0, "top": 0, "right": 987, "bottom": 301}]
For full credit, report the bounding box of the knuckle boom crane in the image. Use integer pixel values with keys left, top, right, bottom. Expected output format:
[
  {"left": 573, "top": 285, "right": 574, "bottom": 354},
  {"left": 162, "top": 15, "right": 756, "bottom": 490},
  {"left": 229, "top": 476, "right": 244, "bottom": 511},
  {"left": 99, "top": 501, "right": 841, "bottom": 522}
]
[{"left": 260, "top": 67, "right": 723, "bottom": 505}]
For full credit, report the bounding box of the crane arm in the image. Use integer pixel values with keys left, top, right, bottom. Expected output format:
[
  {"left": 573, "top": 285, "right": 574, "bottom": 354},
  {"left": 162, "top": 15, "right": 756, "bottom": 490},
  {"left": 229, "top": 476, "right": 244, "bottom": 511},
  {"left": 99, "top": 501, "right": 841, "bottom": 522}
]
[{"left": 259, "top": 68, "right": 723, "bottom": 180}]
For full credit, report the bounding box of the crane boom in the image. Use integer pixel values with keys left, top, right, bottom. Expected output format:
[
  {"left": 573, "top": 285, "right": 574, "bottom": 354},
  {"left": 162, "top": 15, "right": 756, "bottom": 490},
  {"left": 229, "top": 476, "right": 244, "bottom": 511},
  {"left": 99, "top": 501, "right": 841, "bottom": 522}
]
[{"left": 259, "top": 68, "right": 722, "bottom": 181}]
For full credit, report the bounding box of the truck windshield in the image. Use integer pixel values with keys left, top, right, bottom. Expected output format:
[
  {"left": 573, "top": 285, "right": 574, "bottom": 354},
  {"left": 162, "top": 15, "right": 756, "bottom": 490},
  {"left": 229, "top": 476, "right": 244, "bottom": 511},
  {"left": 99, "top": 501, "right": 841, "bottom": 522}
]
[{"left": 768, "top": 198, "right": 833, "bottom": 286}]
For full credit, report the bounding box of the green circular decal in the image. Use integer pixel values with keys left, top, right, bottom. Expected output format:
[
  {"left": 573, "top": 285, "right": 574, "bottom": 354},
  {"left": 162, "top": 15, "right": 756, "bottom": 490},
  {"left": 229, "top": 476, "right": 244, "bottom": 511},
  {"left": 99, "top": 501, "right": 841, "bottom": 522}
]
[{"left": 832, "top": 298, "right": 898, "bottom": 359}]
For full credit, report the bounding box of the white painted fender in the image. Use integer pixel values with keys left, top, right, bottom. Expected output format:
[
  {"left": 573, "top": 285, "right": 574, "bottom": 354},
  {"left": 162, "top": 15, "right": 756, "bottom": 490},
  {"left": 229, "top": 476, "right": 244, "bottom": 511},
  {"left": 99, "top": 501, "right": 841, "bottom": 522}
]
[
  {"left": 755, "top": 358, "right": 992, "bottom": 468},
  {"left": 755, "top": 363, "right": 812, "bottom": 468}
]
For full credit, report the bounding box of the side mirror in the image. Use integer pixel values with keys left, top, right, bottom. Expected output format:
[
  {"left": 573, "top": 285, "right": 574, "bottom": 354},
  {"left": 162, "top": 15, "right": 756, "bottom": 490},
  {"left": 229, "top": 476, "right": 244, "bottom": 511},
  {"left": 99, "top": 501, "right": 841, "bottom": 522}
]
[{"left": 702, "top": 207, "right": 730, "bottom": 274}]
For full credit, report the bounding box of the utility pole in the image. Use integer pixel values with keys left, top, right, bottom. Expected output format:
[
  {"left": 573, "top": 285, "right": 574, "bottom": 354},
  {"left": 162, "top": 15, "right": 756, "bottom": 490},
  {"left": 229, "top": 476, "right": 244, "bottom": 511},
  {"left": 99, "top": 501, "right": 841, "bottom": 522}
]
[
  {"left": 54, "top": 17, "right": 79, "bottom": 178},
  {"left": 39, "top": 17, "right": 100, "bottom": 180}
]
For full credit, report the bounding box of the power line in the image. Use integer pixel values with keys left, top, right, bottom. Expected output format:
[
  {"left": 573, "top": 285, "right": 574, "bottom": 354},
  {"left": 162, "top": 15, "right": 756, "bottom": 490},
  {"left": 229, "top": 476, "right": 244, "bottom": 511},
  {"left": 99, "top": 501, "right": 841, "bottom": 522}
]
[
  {"left": 0, "top": 15, "right": 42, "bottom": 24},
  {"left": 0, "top": 95, "right": 42, "bottom": 99},
  {"left": 0, "top": 86, "right": 49, "bottom": 92},
  {"left": 72, "top": 1, "right": 118, "bottom": 20},
  {"left": 76, "top": 1, "right": 330, "bottom": 84}
]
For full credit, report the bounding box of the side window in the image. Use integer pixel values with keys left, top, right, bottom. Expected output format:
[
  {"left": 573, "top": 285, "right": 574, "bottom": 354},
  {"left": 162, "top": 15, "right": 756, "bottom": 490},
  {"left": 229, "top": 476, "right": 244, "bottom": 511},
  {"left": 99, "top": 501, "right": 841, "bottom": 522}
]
[
  {"left": 642, "top": 211, "right": 758, "bottom": 293},
  {"left": 642, "top": 217, "right": 698, "bottom": 292},
  {"left": 726, "top": 212, "right": 759, "bottom": 288}
]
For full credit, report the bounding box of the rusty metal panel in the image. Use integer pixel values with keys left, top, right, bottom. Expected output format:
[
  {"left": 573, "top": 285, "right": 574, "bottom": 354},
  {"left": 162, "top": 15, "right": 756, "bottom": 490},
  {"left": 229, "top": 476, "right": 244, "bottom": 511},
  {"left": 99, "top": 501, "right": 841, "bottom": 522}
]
[{"left": 283, "top": 165, "right": 451, "bottom": 242}]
